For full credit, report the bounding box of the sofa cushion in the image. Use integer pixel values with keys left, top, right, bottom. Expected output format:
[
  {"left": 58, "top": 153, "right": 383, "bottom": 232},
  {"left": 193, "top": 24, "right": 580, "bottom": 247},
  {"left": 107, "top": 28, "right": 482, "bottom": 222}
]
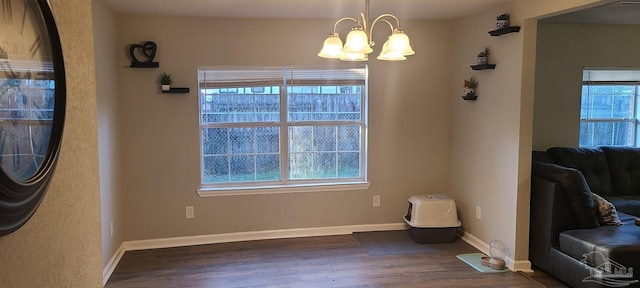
[
  {"left": 547, "top": 147, "right": 613, "bottom": 196},
  {"left": 592, "top": 193, "right": 622, "bottom": 225},
  {"left": 532, "top": 151, "right": 556, "bottom": 164},
  {"left": 605, "top": 195, "right": 640, "bottom": 217},
  {"left": 559, "top": 213, "right": 640, "bottom": 273},
  {"left": 533, "top": 162, "right": 600, "bottom": 228},
  {"left": 601, "top": 146, "right": 640, "bottom": 196}
]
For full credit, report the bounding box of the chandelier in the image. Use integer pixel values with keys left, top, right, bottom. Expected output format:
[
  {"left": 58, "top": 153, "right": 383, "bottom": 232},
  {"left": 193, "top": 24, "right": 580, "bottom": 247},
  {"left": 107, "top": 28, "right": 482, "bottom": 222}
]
[{"left": 318, "top": 0, "right": 415, "bottom": 61}]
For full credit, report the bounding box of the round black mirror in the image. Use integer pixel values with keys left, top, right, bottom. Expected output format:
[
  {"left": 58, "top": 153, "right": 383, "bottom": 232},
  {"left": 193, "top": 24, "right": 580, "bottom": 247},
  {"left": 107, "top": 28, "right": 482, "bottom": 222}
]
[{"left": 0, "top": 0, "right": 66, "bottom": 236}]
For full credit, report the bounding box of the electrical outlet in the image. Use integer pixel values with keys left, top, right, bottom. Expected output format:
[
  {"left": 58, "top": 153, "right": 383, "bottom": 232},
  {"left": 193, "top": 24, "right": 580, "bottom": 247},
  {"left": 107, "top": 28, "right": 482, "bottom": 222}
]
[
  {"left": 185, "top": 206, "right": 195, "bottom": 219},
  {"left": 110, "top": 221, "right": 113, "bottom": 238},
  {"left": 476, "top": 206, "right": 481, "bottom": 220},
  {"left": 373, "top": 195, "right": 381, "bottom": 207}
]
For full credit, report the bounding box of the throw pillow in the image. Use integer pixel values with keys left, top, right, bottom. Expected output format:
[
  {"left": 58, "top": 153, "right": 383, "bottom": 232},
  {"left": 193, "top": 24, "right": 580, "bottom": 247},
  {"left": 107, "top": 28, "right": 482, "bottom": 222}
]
[{"left": 591, "top": 193, "right": 623, "bottom": 226}]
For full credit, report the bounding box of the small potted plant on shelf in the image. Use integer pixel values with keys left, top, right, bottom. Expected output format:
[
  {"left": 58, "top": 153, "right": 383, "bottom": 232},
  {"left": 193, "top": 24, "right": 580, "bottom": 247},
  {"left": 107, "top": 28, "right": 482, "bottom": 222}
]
[
  {"left": 463, "top": 77, "right": 478, "bottom": 100},
  {"left": 477, "top": 47, "right": 490, "bottom": 65},
  {"left": 496, "top": 13, "right": 510, "bottom": 30},
  {"left": 160, "top": 72, "right": 172, "bottom": 91}
]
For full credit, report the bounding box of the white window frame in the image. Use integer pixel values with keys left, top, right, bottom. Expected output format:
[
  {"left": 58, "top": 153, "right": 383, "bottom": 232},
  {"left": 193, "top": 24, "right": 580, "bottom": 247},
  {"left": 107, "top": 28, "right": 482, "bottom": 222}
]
[
  {"left": 580, "top": 69, "right": 640, "bottom": 148},
  {"left": 197, "top": 65, "right": 370, "bottom": 196}
]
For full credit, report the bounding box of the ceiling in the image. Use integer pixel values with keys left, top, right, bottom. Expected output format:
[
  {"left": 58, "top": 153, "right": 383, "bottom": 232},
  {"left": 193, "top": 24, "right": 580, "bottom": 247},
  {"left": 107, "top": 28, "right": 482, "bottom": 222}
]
[
  {"left": 98, "top": 0, "right": 640, "bottom": 25},
  {"left": 541, "top": 0, "right": 640, "bottom": 24},
  {"left": 98, "top": 0, "right": 510, "bottom": 20}
]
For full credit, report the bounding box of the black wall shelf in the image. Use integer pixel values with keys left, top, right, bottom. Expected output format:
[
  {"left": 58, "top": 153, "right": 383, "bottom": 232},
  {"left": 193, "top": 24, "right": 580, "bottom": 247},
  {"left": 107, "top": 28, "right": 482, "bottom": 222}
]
[
  {"left": 162, "top": 87, "right": 190, "bottom": 93},
  {"left": 488, "top": 26, "right": 521, "bottom": 36},
  {"left": 471, "top": 64, "right": 496, "bottom": 70},
  {"left": 462, "top": 95, "right": 478, "bottom": 101},
  {"left": 130, "top": 62, "right": 159, "bottom": 68}
]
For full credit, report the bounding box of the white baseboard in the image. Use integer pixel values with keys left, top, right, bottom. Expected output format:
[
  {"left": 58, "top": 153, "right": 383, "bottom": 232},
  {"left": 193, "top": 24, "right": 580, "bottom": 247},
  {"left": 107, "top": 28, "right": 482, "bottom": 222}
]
[
  {"left": 124, "top": 223, "right": 407, "bottom": 251},
  {"left": 458, "top": 230, "right": 490, "bottom": 255},
  {"left": 102, "top": 242, "right": 126, "bottom": 286},
  {"left": 512, "top": 260, "right": 534, "bottom": 273}
]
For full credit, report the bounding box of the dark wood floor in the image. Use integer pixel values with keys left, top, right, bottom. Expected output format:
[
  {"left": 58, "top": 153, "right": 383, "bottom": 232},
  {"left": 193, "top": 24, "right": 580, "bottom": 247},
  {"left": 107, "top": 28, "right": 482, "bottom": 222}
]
[{"left": 105, "top": 233, "right": 567, "bottom": 288}]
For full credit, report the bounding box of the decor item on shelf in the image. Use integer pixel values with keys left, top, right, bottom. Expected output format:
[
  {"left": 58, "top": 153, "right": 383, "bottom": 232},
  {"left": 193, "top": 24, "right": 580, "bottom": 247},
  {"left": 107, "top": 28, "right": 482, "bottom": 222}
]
[
  {"left": 496, "top": 13, "right": 510, "bottom": 30},
  {"left": 160, "top": 73, "right": 172, "bottom": 91},
  {"left": 129, "top": 41, "right": 159, "bottom": 68},
  {"left": 477, "top": 47, "right": 490, "bottom": 65},
  {"left": 463, "top": 77, "right": 478, "bottom": 100},
  {"left": 317, "top": 0, "right": 415, "bottom": 61}
]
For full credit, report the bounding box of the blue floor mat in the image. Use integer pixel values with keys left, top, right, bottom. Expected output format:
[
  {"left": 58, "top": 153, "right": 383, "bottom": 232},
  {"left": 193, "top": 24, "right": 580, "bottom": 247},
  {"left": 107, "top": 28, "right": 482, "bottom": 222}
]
[{"left": 456, "top": 253, "right": 509, "bottom": 273}]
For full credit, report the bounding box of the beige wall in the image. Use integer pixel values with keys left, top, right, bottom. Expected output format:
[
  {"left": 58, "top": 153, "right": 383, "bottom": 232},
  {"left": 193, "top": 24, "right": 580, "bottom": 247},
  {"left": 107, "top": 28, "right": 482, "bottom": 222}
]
[
  {"left": 115, "top": 15, "right": 454, "bottom": 240},
  {"left": 0, "top": 0, "right": 620, "bottom": 285},
  {"left": 112, "top": 0, "right": 607, "bottom": 267},
  {"left": 93, "top": 0, "right": 123, "bottom": 270},
  {"left": 450, "top": 2, "right": 521, "bottom": 263},
  {"left": 449, "top": 0, "right": 605, "bottom": 269},
  {"left": 533, "top": 23, "right": 640, "bottom": 151},
  {"left": 0, "top": 0, "right": 103, "bottom": 287}
]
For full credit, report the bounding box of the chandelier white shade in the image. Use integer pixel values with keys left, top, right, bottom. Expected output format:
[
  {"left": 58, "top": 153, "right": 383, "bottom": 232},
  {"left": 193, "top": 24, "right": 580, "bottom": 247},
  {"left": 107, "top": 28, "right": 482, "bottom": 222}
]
[
  {"left": 341, "top": 52, "right": 368, "bottom": 62},
  {"left": 317, "top": 33, "right": 344, "bottom": 58},
  {"left": 377, "top": 39, "right": 406, "bottom": 61},
  {"left": 318, "top": 0, "right": 414, "bottom": 61}
]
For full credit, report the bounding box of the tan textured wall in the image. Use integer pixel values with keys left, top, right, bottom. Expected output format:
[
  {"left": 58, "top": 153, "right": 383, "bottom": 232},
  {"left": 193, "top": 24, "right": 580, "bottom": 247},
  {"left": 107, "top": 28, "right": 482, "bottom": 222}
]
[
  {"left": 533, "top": 23, "right": 640, "bottom": 151},
  {"left": 0, "top": 0, "right": 103, "bottom": 287},
  {"left": 115, "top": 15, "right": 454, "bottom": 241}
]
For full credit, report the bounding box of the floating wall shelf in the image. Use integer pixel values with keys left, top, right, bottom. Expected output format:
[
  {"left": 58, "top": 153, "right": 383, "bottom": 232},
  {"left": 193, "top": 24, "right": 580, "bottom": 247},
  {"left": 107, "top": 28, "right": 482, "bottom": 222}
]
[
  {"left": 162, "top": 87, "right": 190, "bottom": 93},
  {"left": 488, "top": 26, "right": 521, "bottom": 36},
  {"left": 462, "top": 95, "right": 478, "bottom": 101},
  {"left": 130, "top": 62, "right": 159, "bottom": 68},
  {"left": 470, "top": 64, "right": 496, "bottom": 70}
]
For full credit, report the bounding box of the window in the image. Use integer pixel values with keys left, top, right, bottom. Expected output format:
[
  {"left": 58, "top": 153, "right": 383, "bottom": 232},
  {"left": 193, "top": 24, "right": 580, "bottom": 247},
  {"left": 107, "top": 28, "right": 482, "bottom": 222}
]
[
  {"left": 198, "top": 65, "right": 368, "bottom": 195},
  {"left": 580, "top": 69, "right": 640, "bottom": 147},
  {"left": 0, "top": 77, "right": 55, "bottom": 180}
]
